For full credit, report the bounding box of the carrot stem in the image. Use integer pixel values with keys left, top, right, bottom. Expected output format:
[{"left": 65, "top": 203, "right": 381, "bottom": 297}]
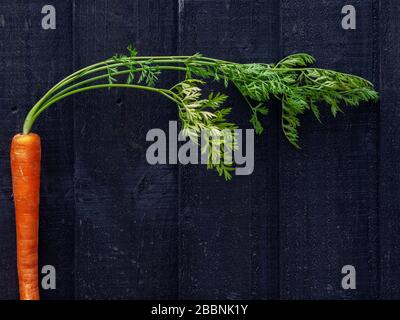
[{"left": 23, "top": 84, "right": 178, "bottom": 134}]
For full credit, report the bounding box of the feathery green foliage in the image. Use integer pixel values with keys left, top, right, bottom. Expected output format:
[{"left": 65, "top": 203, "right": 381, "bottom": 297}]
[{"left": 23, "top": 47, "right": 378, "bottom": 179}]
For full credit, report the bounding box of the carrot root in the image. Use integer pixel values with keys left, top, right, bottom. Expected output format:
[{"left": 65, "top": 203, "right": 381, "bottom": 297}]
[{"left": 11, "top": 133, "right": 41, "bottom": 300}]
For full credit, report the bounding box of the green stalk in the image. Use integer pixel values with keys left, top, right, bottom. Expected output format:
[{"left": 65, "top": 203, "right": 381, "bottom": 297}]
[
  {"left": 24, "top": 57, "right": 221, "bottom": 130},
  {"left": 47, "top": 66, "right": 187, "bottom": 104},
  {"left": 23, "top": 84, "right": 178, "bottom": 134}
]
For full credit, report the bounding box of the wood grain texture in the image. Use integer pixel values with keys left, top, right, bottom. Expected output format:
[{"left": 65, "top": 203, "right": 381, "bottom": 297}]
[
  {"left": 1, "top": 0, "right": 399, "bottom": 300},
  {"left": 178, "top": 0, "right": 280, "bottom": 299},
  {"left": 73, "top": 0, "right": 179, "bottom": 299},
  {"left": 279, "top": 0, "right": 379, "bottom": 299},
  {"left": 379, "top": 0, "right": 400, "bottom": 299},
  {"left": 0, "top": 0, "right": 75, "bottom": 299}
]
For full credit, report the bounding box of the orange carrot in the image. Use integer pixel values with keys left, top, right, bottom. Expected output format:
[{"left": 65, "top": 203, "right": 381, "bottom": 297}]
[{"left": 10, "top": 133, "right": 41, "bottom": 300}]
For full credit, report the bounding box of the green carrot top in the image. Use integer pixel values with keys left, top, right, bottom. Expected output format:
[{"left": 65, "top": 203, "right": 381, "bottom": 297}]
[{"left": 23, "top": 45, "right": 378, "bottom": 179}]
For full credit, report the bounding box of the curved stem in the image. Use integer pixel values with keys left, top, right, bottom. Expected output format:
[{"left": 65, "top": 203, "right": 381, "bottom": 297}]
[
  {"left": 26, "top": 58, "right": 222, "bottom": 123},
  {"left": 23, "top": 84, "right": 178, "bottom": 134},
  {"left": 29, "top": 59, "right": 186, "bottom": 110},
  {"left": 47, "top": 66, "right": 187, "bottom": 106}
]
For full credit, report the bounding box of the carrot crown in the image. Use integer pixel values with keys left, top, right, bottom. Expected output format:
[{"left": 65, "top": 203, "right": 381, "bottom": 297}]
[{"left": 23, "top": 45, "right": 378, "bottom": 179}]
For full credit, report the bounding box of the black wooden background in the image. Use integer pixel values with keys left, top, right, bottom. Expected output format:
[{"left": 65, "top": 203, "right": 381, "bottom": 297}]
[{"left": 0, "top": 0, "right": 398, "bottom": 300}]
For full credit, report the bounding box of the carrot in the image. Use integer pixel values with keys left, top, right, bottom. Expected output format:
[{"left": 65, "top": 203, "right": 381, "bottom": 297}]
[
  {"left": 13, "top": 48, "right": 378, "bottom": 300},
  {"left": 10, "top": 133, "right": 41, "bottom": 300}
]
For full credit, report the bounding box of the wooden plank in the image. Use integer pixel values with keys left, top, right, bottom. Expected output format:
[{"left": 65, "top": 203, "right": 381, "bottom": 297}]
[
  {"left": 0, "top": 1, "right": 75, "bottom": 299},
  {"left": 178, "top": 0, "right": 280, "bottom": 299},
  {"left": 73, "top": 0, "right": 179, "bottom": 299},
  {"left": 379, "top": 0, "right": 400, "bottom": 299},
  {"left": 279, "top": 0, "right": 379, "bottom": 298}
]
